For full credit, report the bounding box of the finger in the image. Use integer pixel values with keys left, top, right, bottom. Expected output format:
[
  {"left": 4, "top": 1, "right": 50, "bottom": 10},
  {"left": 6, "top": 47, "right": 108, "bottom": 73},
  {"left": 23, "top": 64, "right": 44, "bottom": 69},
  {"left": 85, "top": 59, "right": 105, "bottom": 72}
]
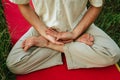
[
  {"left": 56, "top": 36, "right": 60, "bottom": 41},
  {"left": 48, "top": 27, "right": 53, "bottom": 30},
  {"left": 47, "top": 28, "right": 57, "bottom": 33},
  {"left": 54, "top": 41, "right": 64, "bottom": 45},
  {"left": 46, "top": 31, "right": 55, "bottom": 36},
  {"left": 46, "top": 29, "right": 52, "bottom": 34},
  {"left": 56, "top": 34, "right": 63, "bottom": 41},
  {"left": 48, "top": 28, "right": 57, "bottom": 32},
  {"left": 62, "top": 40, "right": 73, "bottom": 43},
  {"left": 46, "top": 30, "right": 53, "bottom": 35},
  {"left": 46, "top": 28, "right": 53, "bottom": 32},
  {"left": 46, "top": 30, "right": 57, "bottom": 38}
]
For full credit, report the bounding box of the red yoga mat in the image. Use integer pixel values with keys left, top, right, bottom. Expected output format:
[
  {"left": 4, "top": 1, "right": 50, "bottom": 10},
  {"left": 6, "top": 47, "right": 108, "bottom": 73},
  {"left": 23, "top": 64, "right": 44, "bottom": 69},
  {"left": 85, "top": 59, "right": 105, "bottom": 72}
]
[{"left": 3, "top": 0, "right": 120, "bottom": 80}]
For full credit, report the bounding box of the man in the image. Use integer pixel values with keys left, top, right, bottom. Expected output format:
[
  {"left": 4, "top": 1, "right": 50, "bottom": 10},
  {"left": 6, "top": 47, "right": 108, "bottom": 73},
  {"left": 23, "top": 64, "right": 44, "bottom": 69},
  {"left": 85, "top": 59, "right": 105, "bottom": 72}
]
[{"left": 6, "top": 0, "right": 120, "bottom": 74}]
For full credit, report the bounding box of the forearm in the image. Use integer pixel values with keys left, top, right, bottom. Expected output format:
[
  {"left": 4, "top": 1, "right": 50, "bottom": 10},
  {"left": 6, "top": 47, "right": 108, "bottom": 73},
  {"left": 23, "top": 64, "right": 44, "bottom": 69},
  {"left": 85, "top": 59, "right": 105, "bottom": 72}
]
[
  {"left": 72, "top": 6, "right": 102, "bottom": 39},
  {"left": 18, "top": 4, "right": 47, "bottom": 36}
]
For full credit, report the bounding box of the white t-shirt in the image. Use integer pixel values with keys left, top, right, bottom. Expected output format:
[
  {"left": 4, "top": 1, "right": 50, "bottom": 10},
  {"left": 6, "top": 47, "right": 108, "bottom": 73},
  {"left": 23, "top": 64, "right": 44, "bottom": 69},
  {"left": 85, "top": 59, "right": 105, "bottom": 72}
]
[{"left": 10, "top": 0, "right": 103, "bottom": 32}]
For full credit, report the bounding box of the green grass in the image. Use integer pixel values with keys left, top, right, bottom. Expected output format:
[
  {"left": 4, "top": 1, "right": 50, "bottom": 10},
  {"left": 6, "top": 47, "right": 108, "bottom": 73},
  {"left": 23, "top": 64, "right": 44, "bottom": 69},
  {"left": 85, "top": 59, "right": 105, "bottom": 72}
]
[
  {"left": 0, "top": 0, "right": 15, "bottom": 80},
  {"left": 0, "top": 0, "right": 120, "bottom": 80},
  {"left": 95, "top": 0, "right": 120, "bottom": 47},
  {"left": 95, "top": 0, "right": 120, "bottom": 65}
]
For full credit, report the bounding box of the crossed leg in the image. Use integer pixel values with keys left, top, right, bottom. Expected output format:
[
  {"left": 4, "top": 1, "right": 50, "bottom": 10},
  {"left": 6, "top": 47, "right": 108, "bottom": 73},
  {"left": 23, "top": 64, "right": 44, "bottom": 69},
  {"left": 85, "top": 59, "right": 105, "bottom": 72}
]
[
  {"left": 7, "top": 26, "right": 120, "bottom": 74},
  {"left": 21, "top": 30, "right": 120, "bottom": 69},
  {"left": 22, "top": 33, "right": 94, "bottom": 52}
]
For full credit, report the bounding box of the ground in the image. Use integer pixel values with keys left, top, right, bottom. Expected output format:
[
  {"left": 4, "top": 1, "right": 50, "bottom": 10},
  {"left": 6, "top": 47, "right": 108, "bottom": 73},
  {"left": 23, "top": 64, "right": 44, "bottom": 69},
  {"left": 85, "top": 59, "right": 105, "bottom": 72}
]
[{"left": 0, "top": 0, "right": 120, "bottom": 80}]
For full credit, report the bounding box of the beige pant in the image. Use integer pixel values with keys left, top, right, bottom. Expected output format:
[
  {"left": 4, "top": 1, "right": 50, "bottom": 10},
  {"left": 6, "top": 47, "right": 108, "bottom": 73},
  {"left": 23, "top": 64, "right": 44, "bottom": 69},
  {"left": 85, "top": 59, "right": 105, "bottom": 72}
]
[{"left": 6, "top": 24, "right": 120, "bottom": 74}]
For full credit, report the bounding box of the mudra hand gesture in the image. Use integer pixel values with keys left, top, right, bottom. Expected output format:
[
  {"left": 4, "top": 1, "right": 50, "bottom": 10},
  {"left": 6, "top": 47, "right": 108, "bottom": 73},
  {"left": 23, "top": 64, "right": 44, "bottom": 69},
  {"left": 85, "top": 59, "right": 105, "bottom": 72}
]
[{"left": 46, "top": 28, "right": 94, "bottom": 45}]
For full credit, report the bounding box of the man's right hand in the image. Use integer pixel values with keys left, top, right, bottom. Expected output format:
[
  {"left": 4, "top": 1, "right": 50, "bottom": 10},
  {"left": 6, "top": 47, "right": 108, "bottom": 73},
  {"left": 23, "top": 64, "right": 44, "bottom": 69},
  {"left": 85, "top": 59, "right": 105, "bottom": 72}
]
[{"left": 45, "top": 34, "right": 64, "bottom": 45}]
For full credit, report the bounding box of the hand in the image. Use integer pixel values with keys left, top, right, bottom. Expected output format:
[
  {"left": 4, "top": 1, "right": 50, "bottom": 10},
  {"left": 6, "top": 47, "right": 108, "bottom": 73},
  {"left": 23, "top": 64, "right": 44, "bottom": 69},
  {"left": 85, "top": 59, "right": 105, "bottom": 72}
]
[
  {"left": 46, "top": 28, "right": 74, "bottom": 41},
  {"left": 45, "top": 35, "right": 64, "bottom": 44}
]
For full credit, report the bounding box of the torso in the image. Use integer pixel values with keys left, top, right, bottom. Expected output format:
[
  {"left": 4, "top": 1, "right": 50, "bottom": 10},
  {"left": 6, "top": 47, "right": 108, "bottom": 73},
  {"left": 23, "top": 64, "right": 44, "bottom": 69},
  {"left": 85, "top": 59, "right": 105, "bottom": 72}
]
[{"left": 32, "top": 0, "right": 88, "bottom": 31}]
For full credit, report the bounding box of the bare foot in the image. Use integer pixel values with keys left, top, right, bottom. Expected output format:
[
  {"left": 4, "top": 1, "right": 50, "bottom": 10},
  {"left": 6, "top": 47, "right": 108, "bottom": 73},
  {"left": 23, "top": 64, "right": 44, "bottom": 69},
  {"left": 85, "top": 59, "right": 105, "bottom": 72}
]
[
  {"left": 22, "top": 36, "right": 48, "bottom": 51},
  {"left": 35, "top": 36, "right": 48, "bottom": 47},
  {"left": 76, "top": 33, "right": 94, "bottom": 46}
]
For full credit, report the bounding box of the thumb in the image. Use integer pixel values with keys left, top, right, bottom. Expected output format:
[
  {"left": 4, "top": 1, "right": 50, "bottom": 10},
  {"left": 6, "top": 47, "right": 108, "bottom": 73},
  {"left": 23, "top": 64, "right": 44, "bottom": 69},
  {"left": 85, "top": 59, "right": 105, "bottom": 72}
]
[
  {"left": 56, "top": 36, "right": 62, "bottom": 41},
  {"left": 56, "top": 37, "right": 60, "bottom": 41},
  {"left": 54, "top": 40, "right": 64, "bottom": 45}
]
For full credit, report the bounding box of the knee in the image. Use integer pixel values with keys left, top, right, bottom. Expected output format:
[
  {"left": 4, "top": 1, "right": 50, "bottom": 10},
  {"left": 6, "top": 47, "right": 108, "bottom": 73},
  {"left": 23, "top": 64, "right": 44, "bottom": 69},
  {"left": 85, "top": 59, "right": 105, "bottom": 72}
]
[
  {"left": 7, "top": 63, "right": 27, "bottom": 74},
  {"left": 100, "top": 58, "right": 115, "bottom": 67},
  {"left": 97, "top": 55, "right": 119, "bottom": 67},
  {"left": 6, "top": 59, "right": 26, "bottom": 74},
  {"left": 103, "top": 49, "right": 120, "bottom": 66}
]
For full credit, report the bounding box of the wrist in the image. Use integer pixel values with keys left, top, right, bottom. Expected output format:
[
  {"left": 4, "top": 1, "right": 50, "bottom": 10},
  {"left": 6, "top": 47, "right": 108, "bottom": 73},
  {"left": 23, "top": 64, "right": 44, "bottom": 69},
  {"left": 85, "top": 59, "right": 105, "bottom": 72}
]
[
  {"left": 71, "top": 32, "right": 78, "bottom": 40},
  {"left": 39, "top": 27, "right": 48, "bottom": 37},
  {"left": 38, "top": 24, "right": 48, "bottom": 34}
]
